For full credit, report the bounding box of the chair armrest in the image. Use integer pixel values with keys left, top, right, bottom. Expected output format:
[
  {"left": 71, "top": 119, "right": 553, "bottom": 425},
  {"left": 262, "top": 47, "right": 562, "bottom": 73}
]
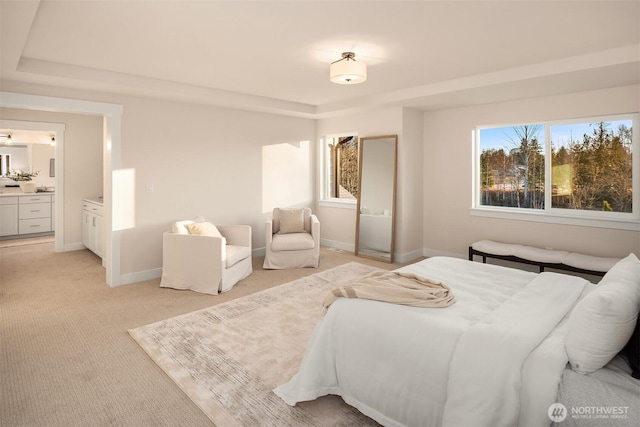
[
  {"left": 310, "top": 215, "right": 320, "bottom": 243},
  {"left": 162, "top": 232, "right": 224, "bottom": 269},
  {"left": 265, "top": 219, "right": 274, "bottom": 245},
  {"left": 310, "top": 215, "right": 320, "bottom": 235},
  {"left": 218, "top": 225, "right": 252, "bottom": 248}
]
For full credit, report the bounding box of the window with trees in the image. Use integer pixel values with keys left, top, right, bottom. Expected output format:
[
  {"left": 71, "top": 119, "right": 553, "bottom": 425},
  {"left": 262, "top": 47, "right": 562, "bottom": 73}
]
[
  {"left": 322, "top": 135, "right": 358, "bottom": 202},
  {"left": 475, "top": 114, "right": 638, "bottom": 227}
]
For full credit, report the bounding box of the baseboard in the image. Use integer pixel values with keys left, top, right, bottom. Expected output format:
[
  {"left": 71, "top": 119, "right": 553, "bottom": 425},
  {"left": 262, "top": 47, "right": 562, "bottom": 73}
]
[
  {"left": 394, "top": 249, "right": 425, "bottom": 263},
  {"left": 117, "top": 268, "right": 162, "bottom": 287},
  {"left": 421, "top": 247, "right": 466, "bottom": 259},
  {"left": 321, "top": 238, "right": 355, "bottom": 253},
  {"left": 63, "top": 242, "right": 86, "bottom": 252}
]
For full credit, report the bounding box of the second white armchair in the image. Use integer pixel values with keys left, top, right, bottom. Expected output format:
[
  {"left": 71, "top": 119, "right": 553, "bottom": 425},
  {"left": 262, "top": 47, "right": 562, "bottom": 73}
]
[{"left": 263, "top": 207, "right": 320, "bottom": 269}]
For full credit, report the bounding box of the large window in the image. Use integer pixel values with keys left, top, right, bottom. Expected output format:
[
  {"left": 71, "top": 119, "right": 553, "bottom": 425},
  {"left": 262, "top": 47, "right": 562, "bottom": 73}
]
[
  {"left": 321, "top": 134, "right": 358, "bottom": 204},
  {"left": 475, "top": 114, "right": 638, "bottom": 228}
]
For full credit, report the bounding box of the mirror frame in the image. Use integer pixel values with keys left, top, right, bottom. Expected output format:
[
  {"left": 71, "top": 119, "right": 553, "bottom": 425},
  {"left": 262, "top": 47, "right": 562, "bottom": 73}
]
[{"left": 354, "top": 134, "right": 398, "bottom": 263}]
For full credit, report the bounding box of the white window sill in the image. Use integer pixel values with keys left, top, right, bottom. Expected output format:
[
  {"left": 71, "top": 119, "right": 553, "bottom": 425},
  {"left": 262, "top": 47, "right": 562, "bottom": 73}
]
[
  {"left": 319, "top": 199, "right": 357, "bottom": 210},
  {"left": 470, "top": 207, "right": 640, "bottom": 231}
]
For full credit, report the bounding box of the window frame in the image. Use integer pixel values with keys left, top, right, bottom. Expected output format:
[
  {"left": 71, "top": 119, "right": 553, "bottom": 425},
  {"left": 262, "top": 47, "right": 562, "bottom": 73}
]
[
  {"left": 319, "top": 133, "right": 359, "bottom": 210},
  {"left": 471, "top": 113, "right": 640, "bottom": 231}
]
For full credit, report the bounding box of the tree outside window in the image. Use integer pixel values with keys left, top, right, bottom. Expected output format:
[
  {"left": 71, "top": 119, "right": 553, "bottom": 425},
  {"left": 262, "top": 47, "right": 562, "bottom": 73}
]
[
  {"left": 478, "top": 115, "right": 635, "bottom": 219},
  {"left": 328, "top": 135, "right": 358, "bottom": 200}
]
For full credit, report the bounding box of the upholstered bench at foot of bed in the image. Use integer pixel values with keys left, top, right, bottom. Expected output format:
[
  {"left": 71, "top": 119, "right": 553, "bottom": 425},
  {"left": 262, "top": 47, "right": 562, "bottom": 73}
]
[{"left": 469, "top": 240, "right": 621, "bottom": 277}]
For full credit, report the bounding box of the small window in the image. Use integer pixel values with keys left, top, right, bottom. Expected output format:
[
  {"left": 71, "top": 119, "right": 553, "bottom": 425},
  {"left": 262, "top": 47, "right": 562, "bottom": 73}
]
[{"left": 321, "top": 134, "right": 358, "bottom": 204}]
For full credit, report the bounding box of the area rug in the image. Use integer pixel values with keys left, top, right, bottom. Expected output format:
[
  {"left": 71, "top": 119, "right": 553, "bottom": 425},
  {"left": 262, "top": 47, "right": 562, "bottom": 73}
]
[{"left": 129, "top": 262, "right": 384, "bottom": 427}]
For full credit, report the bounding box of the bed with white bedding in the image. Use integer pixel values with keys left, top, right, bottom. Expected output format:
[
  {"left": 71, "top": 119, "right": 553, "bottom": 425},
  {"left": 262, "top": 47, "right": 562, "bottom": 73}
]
[{"left": 274, "top": 255, "right": 640, "bottom": 427}]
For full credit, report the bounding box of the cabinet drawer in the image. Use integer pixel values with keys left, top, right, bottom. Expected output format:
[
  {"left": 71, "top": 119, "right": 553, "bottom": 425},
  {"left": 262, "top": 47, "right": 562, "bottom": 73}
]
[
  {"left": 19, "top": 195, "right": 51, "bottom": 204},
  {"left": 0, "top": 196, "right": 18, "bottom": 205},
  {"left": 19, "top": 217, "right": 52, "bottom": 234},
  {"left": 19, "top": 203, "right": 51, "bottom": 219},
  {"left": 82, "top": 202, "right": 104, "bottom": 216}
]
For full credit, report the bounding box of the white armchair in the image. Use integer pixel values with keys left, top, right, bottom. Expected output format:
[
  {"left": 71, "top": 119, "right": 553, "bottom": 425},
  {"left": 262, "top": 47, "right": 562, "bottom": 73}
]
[
  {"left": 263, "top": 207, "right": 320, "bottom": 269},
  {"left": 160, "top": 219, "right": 253, "bottom": 294}
]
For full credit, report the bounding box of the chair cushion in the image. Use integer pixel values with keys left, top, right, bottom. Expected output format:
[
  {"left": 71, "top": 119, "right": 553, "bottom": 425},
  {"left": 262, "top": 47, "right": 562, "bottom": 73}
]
[
  {"left": 514, "top": 246, "right": 569, "bottom": 263},
  {"left": 271, "top": 232, "right": 315, "bottom": 251},
  {"left": 273, "top": 207, "right": 311, "bottom": 233},
  {"left": 471, "top": 240, "right": 521, "bottom": 256},
  {"left": 226, "top": 245, "right": 251, "bottom": 268},
  {"left": 186, "top": 222, "right": 223, "bottom": 238},
  {"left": 278, "top": 208, "right": 306, "bottom": 234},
  {"left": 563, "top": 252, "right": 622, "bottom": 273}
]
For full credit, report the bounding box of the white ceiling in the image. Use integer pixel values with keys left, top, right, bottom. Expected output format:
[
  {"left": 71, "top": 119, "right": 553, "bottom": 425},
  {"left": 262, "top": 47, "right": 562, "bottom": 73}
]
[{"left": 1, "top": 0, "right": 639, "bottom": 118}]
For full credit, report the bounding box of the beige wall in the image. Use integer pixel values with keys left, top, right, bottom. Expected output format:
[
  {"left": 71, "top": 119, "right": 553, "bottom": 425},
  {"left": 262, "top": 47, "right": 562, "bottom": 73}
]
[
  {"left": 1, "top": 82, "right": 315, "bottom": 279},
  {"left": 31, "top": 144, "right": 56, "bottom": 188},
  {"left": 315, "top": 107, "right": 425, "bottom": 261},
  {"left": 117, "top": 96, "right": 315, "bottom": 274},
  {"left": 2, "top": 80, "right": 637, "bottom": 283},
  {"left": 423, "top": 85, "right": 640, "bottom": 259},
  {"left": 0, "top": 107, "right": 103, "bottom": 246}
]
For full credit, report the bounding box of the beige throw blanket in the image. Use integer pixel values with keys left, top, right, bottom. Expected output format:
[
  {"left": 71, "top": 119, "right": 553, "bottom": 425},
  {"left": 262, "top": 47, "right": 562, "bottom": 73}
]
[{"left": 323, "top": 270, "right": 456, "bottom": 310}]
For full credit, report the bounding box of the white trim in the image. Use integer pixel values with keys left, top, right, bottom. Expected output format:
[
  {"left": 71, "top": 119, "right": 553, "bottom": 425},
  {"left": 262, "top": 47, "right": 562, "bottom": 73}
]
[
  {"left": 318, "top": 198, "right": 357, "bottom": 209},
  {"left": 0, "top": 119, "right": 66, "bottom": 252},
  {"left": 64, "top": 242, "right": 86, "bottom": 252},
  {"left": 0, "top": 91, "right": 123, "bottom": 287},
  {"left": 320, "top": 238, "right": 355, "bottom": 253},
  {"left": 470, "top": 207, "right": 640, "bottom": 231},
  {"left": 119, "top": 268, "right": 161, "bottom": 286},
  {"left": 421, "top": 247, "right": 465, "bottom": 260}
]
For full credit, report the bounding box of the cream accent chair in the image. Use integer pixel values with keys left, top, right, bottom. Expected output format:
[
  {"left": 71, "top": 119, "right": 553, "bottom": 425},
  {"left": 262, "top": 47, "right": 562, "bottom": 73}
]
[
  {"left": 161, "top": 218, "right": 253, "bottom": 295},
  {"left": 263, "top": 207, "right": 320, "bottom": 269}
]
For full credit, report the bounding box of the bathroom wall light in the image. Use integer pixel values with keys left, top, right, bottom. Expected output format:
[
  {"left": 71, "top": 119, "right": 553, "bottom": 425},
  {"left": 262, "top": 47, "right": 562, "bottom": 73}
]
[{"left": 330, "top": 52, "right": 367, "bottom": 84}]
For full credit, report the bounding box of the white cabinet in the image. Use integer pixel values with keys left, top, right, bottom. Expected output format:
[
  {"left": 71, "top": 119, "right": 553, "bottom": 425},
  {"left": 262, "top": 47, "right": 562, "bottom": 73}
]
[
  {"left": 0, "top": 197, "right": 19, "bottom": 236},
  {"left": 18, "top": 195, "right": 52, "bottom": 235},
  {"left": 0, "top": 194, "right": 53, "bottom": 237},
  {"left": 82, "top": 199, "right": 104, "bottom": 258}
]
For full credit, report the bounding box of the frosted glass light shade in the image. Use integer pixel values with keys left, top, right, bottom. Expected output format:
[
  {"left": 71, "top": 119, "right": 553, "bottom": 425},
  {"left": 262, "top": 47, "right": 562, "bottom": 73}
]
[{"left": 330, "top": 59, "right": 367, "bottom": 84}]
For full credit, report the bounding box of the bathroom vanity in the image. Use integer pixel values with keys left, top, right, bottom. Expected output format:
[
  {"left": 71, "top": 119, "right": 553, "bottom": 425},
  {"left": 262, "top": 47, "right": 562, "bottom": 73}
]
[
  {"left": 0, "top": 192, "right": 55, "bottom": 237},
  {"left": 82, "top": 197, "right": 104, "bottom": 258}
]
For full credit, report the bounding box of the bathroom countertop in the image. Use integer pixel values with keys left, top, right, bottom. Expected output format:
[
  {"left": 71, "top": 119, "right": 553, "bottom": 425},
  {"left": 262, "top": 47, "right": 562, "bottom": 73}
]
[
  {"left": 83, "top": 196, "right": 104, "bottom": 206},
  {"left": 0, "top": 191, "right": 55, "bottom": 197}
]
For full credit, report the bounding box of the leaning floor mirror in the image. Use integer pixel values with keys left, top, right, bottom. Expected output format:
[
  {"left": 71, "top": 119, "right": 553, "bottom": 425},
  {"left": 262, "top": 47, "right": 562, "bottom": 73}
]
[{"left": 355, "top": 134, "right": 397, "bottom": 263}]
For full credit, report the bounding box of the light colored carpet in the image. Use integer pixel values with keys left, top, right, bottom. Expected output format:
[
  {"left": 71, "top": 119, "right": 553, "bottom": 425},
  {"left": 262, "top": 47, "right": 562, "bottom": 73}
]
[
  {"left": 0, "top": 234, "right": 54, "bottom": 247},
  {"left": 1, "top": 242, "right": 410, "bottom": 426},
  {"left": 129, "top": 262, "right": 382, "bottom": 427}
]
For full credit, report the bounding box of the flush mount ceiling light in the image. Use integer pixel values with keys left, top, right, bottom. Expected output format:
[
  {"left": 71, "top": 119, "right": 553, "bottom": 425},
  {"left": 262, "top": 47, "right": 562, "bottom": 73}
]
[{"left": 330, "top": 52, "right": 367, "bottom": 85}]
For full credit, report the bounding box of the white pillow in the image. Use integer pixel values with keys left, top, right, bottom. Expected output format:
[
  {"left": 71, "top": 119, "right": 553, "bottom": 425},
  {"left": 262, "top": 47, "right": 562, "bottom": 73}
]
[
  {"left": 565, "top": 253, "right": 640, "bottom": 374},
  {"left": 278, "top": 208, "right": 305, "bottom": 234},
  {"left": 185, "top": 221, "right": 223, "bottom": 238},
  {"left": 172, "top": 216, "right": 206, "bottom": 234}
]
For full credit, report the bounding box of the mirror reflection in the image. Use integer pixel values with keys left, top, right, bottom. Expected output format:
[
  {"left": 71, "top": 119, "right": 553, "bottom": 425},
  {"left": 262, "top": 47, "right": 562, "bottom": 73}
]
[{"left": 355, "top": 135, "right": 397, "bottom": 263}]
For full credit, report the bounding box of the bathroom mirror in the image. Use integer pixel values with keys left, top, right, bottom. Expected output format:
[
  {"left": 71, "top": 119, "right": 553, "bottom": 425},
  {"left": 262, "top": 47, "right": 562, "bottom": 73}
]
[{"left": 355, "top": 135, "right": 397, "bottom": 263}]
